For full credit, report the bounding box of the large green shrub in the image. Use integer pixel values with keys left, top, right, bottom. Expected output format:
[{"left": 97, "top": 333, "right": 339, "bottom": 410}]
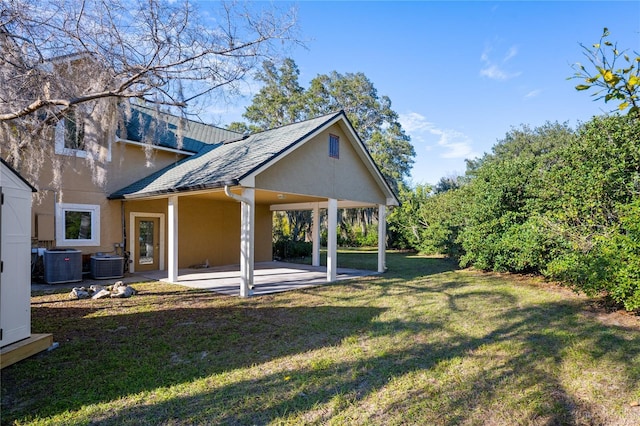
[
  {"left": 546, "top": 199, "right": 640, "bottom": 310},
  {"left": 405, "top": 115, "right": 640, "bottom": 310}
]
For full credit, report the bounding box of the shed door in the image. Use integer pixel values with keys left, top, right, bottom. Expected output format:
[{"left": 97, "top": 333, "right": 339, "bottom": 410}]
[
  {"left": 0, "top": 184, "right": 32, "bottom": 347},
  {"left": 134, "top": 217, "right": 160, "bottom": 272}
]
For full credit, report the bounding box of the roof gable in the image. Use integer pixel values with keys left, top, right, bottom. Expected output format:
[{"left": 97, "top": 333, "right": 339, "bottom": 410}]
[
  {"left": 241, "top": 112, "right": 397, "bottom": 205},
  {"left": 109, "top": 111, "right": 399, "bottom": 206},
  {"left": 254, "top": 122, "right": 389, "bottom": 205}
]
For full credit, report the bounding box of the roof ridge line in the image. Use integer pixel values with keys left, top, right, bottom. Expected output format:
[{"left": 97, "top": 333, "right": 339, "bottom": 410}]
[
  {"left": 129, "top": 103, "right": 243, "bottom": 135},
  {"left": 244, "top": 110, "right": 344, "bottom": 137}
]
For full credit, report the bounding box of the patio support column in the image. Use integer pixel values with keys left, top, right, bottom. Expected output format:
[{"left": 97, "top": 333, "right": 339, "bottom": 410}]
[
  {"left": 327, "top": 198, "right": 337, "bottom": 282},
  {"left": 239, "top": 188, "right": 255, "bottom": 298},
  {"left": 312, "top": 203, "right": 320, "bottom": 267},
  {"left": 378, "top": 204, "right": 387, "bottom": 273},
  {"left": 168, "top": 195, "right": 179, "bottom": 283}
]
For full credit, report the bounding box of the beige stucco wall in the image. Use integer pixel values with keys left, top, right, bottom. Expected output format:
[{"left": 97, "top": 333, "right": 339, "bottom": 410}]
[
  {"left": 255, "top": 124, "right": 388, "bottom": 205},
  {"left": 176, "top": 197, "right": 272, "bottom": 267},
  {"left": 124, "top": 196, "right": 273, "bottom": 269},
  {"left": 31, "top": 141, "right": 186, "bottom": 255},
  {"left": 30, "top": 136, "right": 274, "bottom": 268},
  {"left": 29, "top": 117, "right": 386, "bottom": 271}
]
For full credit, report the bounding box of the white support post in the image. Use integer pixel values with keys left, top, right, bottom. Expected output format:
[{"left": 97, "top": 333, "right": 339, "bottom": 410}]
[
  {"left": 327, "top": 198, "right": 337, "bottom": 282},
  {"left": 378, "top": 204, "right": 387, "bottom": 273},
  {"left": 312, "top": 203, "right": 320, "bottom": 267},
  {"left": 239, "top": 188, "right": 255, "bottom": 297},
  {"left": 168, "top": 195, "right": 179, "bottom": 282}
]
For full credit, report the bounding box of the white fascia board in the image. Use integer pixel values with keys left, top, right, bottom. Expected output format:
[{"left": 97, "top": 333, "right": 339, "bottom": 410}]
[{"left": 116, "top": 137, "right": 195, "bottom": 156}]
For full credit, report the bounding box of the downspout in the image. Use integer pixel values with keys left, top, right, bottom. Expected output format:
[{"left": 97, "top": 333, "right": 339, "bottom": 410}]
[
  {"left": 120, "top": 200, "right": 126, "bottom": 257},
  {"left": 224, "top": 185, "right": 251, "bottom": 204}
]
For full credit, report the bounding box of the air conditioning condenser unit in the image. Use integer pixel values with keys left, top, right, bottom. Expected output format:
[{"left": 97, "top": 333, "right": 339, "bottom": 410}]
[
  {"left": 44, "top": 249, "right": 82, "bottom": 284},
  {"left": 90, "top": 255, "right": 124, "bottom": 279}
]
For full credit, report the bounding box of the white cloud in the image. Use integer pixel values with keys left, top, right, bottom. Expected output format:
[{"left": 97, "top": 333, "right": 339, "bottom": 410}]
[
  {"left": 504, "top": 46, "right": 518, "bottom": 61},
  {"left": 399, "top": 112, "right": 479, "bottom": 160},
  {"left": 398, "top": 111, "right": 435, "bottom": 133},
  {"left": 524, "top": 89, "right": 542, "bottom": 99},
  {"left": 480, "top": 64, "right": 510, "bottom": 80},
  {"left": 480, "top": 43, "right": 521, "bottom": 81},
  {"left": 431, "top": 128, "right": 476, "bottom": 159}
]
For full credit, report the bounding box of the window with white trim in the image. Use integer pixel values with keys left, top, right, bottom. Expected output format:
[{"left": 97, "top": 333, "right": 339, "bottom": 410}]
[
  {"left": 55, "top": 108, "right": 87, "bottom": 157},
  {"left": 55, "top": 203, "right": 101, "bottom": 246},
  {"left": 329, "top": 134, "right": 340, "bottom": 159}
]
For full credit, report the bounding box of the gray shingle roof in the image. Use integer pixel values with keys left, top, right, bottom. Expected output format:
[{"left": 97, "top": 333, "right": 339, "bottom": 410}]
[
  {"left": 119, "top": 104, "right": 242, "bottom": 153},
  {"left": 109, "top": 111, "right": 344, "bottom": 199}
]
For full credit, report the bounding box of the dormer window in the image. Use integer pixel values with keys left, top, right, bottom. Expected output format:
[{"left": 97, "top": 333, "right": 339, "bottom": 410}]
[{"left": 329, "top": 134, "right": 339, "bottom": 159}]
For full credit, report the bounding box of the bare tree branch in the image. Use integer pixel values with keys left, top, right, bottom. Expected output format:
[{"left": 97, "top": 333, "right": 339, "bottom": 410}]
[{"left": 0, "top": 0, "right": 300, "bottom": 184}]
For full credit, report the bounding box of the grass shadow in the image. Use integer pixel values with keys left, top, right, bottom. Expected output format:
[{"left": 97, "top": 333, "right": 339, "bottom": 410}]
[
  {"left": 3, "top": 254, "right": 639, "bottom": 425},
  {"left": 0, "top": 290, "right": 386, "bottom": 422},
  {"left": 64, "top": 297, "right": 640, "bottom": 425}
]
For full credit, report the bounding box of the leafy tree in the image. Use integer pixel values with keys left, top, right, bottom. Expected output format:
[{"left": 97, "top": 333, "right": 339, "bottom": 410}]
[
  {"left": 434, "top": 174, "right": 464, "bottom": 194},
  {"left": 366, "top": 125, "right": 415, "bottom": 194},
  {"left": 444, "top": 114, "right": 640, "bottom": 310},
  {"left": 0, "top": 0, "right": 298, "bottom": 183},
  {"left": 241, "top": 59, "right": 306, "bottom": 129},
  {"left": 306, "top": 71, "right": 392, "bottom": 140},
  {"left": 542, "top": 115, "right": 640, "bottom": 305},
  {"left": 387, "top": 184, "right": 432, "bottom": 249},
  {"left": 455, "top": 122, "right": 576, "bottom": 272},
  {"left": 571, "top": 27, "right": 640, "bottom": 117},
  {"left": 238, "top": 60, "right": 415, "bottom": 192},
  {"left": 226, "top": 121, "right": 254, "bottom": 134}
]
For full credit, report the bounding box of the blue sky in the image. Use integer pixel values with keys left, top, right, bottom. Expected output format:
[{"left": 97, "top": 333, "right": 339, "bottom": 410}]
[{"left": 210, "top": 1, "right": 640, "bottom": 186}]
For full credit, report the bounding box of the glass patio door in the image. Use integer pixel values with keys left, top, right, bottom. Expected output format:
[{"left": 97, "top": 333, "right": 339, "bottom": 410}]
[{"left": 134, "top": 217, "right": 160, "bottom": 271}]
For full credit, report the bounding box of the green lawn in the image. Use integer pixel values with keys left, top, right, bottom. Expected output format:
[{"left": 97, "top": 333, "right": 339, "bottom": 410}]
[{"left": 2, "top": 251, "right": 639, "bottom": 425}]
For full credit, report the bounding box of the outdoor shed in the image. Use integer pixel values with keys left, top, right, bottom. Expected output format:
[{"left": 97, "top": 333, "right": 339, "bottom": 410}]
[{"left": 0, "top": 158, "right": 36, "bottom": 347}]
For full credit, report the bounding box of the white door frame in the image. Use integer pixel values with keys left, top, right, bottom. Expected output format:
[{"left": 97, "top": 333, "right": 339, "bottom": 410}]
[{"left": 129, "top": 212, "right": 165, "bottom": 273}]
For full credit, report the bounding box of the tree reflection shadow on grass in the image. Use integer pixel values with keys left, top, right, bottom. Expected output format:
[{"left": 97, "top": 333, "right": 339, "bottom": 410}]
[{"left": 2, "top": 252, "right": 639, "bottom": 425}]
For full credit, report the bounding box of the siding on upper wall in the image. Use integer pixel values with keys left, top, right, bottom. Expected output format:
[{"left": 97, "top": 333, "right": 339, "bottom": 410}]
[{"left": 254, "top": 124, "right": 387, "bottom": 205}]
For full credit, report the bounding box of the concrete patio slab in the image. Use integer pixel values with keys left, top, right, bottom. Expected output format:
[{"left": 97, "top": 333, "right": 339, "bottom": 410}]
[
  {"left": 138, "top": 261, "right": 378, "bottom": 296},
  {"left": 31, "top": 262, "right": 379, "bottom": 296}
]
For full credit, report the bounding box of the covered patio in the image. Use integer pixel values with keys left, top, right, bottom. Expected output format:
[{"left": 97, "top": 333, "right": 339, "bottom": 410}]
[
  {"left": 133, "top": 261, "right": 378, "bottom": 296},
  {"left": 110, "top": 111, "right": 399, "bottom": 298}
]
